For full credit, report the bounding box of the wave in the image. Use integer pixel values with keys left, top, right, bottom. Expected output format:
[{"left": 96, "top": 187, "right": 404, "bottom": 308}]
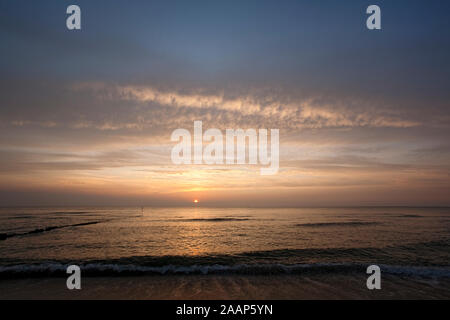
[
  {"left": 397, "top": 215, "right": 423, "bottom": 218},
  {"left": 0, "top": 221, "right": 103, "bottom": 241},
  {"left": 1, "top": 238, "right": 448, "bottom": 266},
  {"left": 295, "top": 222, "right": 380, "bottom": 227},
  {"left": 168, "top": 218, "right": 250, "bottom": 222},
  {"left": 0, "top": 215, "right": 146, "bottom": 240},
  {"left": 49, "top": 211, "right": 92, "bottom": 215},
  {"left": 1, "top": 239, "right": 448, "bottom": 276},
  {"left": 1, "top": 262, "right": 449, "bottom": 278},
  {"left": 4, "top": 215, "right": 34, "bottom": 220}
]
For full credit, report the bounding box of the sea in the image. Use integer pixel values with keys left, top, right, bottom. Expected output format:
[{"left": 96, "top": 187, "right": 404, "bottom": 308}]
[{"left": 1, "top": 207, "right": 449, "bottom": 279}]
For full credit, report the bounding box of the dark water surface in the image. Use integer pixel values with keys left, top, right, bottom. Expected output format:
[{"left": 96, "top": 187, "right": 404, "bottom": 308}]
[{"left": 0, "top": 207, "right": 449, "bottom": 277}]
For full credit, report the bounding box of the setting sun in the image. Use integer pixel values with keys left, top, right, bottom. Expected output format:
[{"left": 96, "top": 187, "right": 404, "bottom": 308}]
[{"left": 193, "top": 199, "right": 199, "bottom": 203}]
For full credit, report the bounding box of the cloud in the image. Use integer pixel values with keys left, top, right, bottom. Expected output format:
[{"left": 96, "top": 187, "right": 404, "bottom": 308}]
[{"left": 66, "top": 82, "right": 422, "bottom": 132}]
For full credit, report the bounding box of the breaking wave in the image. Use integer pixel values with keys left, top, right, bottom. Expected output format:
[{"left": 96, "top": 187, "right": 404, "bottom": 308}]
[{"left": 1, "top": 262, "right": 449, "bottom": 278}]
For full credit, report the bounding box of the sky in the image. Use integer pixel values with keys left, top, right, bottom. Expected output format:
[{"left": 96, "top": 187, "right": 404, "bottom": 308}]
[{"left": 0, "top": 0, "right": 449, "bottom": 207}]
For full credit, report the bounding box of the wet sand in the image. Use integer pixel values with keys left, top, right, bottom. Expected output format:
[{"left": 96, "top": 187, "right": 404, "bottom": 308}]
[{"left": 1, "top": 274, "right": 449, "bottom": 299}]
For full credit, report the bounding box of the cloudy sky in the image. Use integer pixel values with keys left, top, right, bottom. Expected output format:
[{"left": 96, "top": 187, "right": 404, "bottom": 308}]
[{"left": 0, "top": 0, "right": 449, "bottom": 206}]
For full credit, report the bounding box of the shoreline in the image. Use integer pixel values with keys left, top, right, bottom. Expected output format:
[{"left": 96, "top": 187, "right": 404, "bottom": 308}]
[{"left": 1, "top": 274, "right": 449, "bottom": 300}]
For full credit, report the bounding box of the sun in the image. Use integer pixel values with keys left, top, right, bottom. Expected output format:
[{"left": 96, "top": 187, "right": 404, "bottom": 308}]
[{"left": 193, "top": 199, "right": 199, "bottom": 203}]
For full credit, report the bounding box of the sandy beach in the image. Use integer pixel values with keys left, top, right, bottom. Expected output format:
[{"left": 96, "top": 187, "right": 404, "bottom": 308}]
[{"left": 1, "top": 274, "right": 449, "bottom": 300}]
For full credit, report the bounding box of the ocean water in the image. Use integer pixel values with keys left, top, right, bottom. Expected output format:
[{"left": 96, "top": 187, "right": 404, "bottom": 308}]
[{"left": 0, "top": 207, "right": 449, "bottom": 277}]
